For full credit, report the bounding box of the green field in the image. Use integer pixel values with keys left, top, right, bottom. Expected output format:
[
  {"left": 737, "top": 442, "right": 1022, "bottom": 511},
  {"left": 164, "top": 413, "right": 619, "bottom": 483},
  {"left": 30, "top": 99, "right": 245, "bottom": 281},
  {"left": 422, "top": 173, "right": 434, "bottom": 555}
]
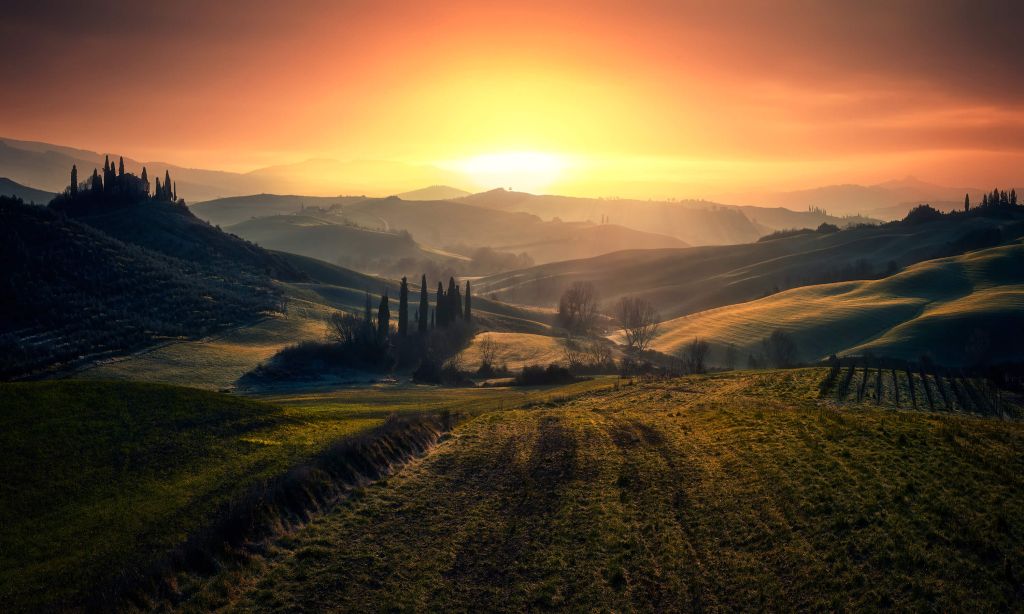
[
  {"left": 155, "top": 369, "right": 1024, "bottom": 611},
  {"left": 0, "top": 378, "right": 610, "bottom": 611}
]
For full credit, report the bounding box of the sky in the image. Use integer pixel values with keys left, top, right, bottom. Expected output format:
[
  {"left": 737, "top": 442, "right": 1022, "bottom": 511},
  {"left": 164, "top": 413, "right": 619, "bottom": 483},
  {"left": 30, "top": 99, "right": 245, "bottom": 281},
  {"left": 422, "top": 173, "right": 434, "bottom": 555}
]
[{"left": 2, "top": 0, "right": 1022, "bottom": 197}]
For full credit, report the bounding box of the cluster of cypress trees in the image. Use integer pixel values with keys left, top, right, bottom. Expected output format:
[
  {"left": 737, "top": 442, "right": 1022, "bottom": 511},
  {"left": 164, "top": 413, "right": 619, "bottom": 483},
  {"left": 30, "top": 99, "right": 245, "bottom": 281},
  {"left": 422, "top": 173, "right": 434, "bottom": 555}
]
[
  {"left": 66, "top": 159, "right": 176, "bottom": 203},
  {"left": 374, "top": 275, "right": 473, "bottom": 341},
  {"left": 966, "top": 188, "right": 1018, "bottom": 210}
]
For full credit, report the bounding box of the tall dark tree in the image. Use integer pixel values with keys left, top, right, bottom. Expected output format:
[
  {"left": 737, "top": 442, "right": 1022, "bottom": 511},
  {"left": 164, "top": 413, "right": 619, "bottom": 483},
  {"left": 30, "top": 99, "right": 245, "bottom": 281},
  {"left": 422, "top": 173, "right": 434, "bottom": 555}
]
[
  {"left": 982, "top": 193, "right": 989, "bottom": 207},
  {"left": 377, "top": 292, "right": 390, "bottom": 340},
  {"left": 464, "top": 280, "right": 472, "bottom": 323},
  {"left": 1011, "top": 189, "right": 1018, "bottom": 207},
  {"left": 70, "top": 165, "right": 78, "bottom": 196},
  {"left": 448, "top": 277, "right": 461, "bottom": 321},
  {"left": 155, "top": 178, "right": 162, "bottom": 200},
  {"left": 91, "top": 168, "right": 102, "bottom": 194},
  {"left": 398, "top": 277, "right": 409, "bottom": 337},
  {"left": 418, "top": 274, "right": 429, "bottom": 334},
  {"left": 141, "top": 167, "right": 149, "bottom": 195},
  {"left": 173, "top": 182, "right": 177, "bottom": 201},
  {"left": 964, "top": 193, "right": 970, "bottom": 212},
  {"left": 164, "top": 171, "right": 172, "bottom": 201},
  {"left": 118, "top": 156, "right": 125, "bottom": 176}
]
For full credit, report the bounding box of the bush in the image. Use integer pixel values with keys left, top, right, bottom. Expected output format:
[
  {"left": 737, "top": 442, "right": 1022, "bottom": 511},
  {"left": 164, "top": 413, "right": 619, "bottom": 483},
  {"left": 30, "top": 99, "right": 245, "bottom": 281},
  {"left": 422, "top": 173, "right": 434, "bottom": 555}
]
[{"left": 514, "top": 363, "right": 577, "bottom": 386}]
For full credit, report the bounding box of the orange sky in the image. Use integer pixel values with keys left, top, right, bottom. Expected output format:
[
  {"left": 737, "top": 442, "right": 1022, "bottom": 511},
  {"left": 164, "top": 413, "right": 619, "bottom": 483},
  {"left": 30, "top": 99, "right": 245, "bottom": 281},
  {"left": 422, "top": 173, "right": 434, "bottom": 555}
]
[{"left": 2, "top": 0, "right": 1022, "bottom": 197}]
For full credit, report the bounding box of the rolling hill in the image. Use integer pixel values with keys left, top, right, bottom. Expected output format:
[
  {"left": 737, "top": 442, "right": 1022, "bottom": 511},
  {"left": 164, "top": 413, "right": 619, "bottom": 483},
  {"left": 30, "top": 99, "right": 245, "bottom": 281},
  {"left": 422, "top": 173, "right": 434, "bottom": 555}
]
[
  {"left": 331, "top": 196, "right": 687, "bottom": 264},
  {"left": 457, "top": 189, "right": 876, "bottom": 245},
  {"left": 0, "top": 196, "right": 283, "bottom": 378},
  {"left": 644, "top": 240, "right": 1024, "bottom": 366},
  {"left": 479, "top": 210, "right": 1024, "bottom": 321},
  {"left": 224, "top": 214, "right": 464, "bottom": 275},
  {"left": 728, "top": 177, "right": 1007, "bottom": 219},
  {"left": 190, "top": 194, "right": 369, "bottom": 227},
  {"left": 0, "top": 177, "right": 55, "bottom": 204},
  {"left": 395, "top": 185, "right": 470, "bottom": 200}
]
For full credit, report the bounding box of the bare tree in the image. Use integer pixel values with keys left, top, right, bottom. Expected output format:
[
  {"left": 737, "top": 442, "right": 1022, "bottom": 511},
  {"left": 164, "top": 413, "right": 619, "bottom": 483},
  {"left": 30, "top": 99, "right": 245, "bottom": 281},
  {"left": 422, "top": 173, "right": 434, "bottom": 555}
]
[
  {"left": 723, "top": 342, "right": 738, "bottom": 370},
  {"left": 681, "top": 337, "right": 710, "bottom": 374},
  {"left": 329, "top": 311, "right": 363, "bottom": 344},
  {"left": 616, "top": 296, "right": 660, "bottom": 353},
  {"left": 585, "top": 338, "right": 614, "bottom": 367},
  {"left": 557, "top": 281, "right": 599, "bottom": 334},
  {"left": 762, "top": 329, "right": 798, "bottom": 368},
  {"left": 561, "top": 335, "right": 585, "bottom": 369},
  {"left": 477, "top": 334, "right": 498, "bottom": 368}
]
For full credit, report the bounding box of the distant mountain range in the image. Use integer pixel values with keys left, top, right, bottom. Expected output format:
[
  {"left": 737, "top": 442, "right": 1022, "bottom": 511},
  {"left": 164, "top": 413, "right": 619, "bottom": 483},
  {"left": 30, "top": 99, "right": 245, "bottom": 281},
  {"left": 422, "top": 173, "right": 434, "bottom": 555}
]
[
  {"left": 6, "top": 136, "right": 1015, "bottom": 224},
  {"left": 725, "top": 177, "right": 1011, "bottom": 220}
]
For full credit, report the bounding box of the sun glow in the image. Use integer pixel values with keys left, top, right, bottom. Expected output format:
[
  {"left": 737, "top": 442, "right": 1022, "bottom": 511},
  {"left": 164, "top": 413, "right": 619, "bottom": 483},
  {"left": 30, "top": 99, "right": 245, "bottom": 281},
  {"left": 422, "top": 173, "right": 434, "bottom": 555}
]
[{"left": 445, "top": 151, "right": 569, "bottom": 194}]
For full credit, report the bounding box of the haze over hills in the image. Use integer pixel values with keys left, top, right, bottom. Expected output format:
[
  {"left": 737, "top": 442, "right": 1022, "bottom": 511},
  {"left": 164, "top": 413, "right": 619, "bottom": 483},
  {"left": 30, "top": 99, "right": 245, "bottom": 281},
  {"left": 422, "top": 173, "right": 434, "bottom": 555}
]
[
  {"left": 198, "top": 194, "right": 687, "bottom": 266},
  {"left": 457, "top": 189, "right": 876, "bottom": 245},
  {"left": 645, "top": 240, "right": 1024, "bottom": 367},
  {"left": 7, "top": 137, "right": 1006, "bottom": 228},
  {"left": 0, "top": 177, "right": 55, "bottom": 204},
  {"left": 726, "top": 177, "right": 1014, "bottom": 220},
  {"left": 478, "top": 209, "right": 1024, "bottom": 321}
]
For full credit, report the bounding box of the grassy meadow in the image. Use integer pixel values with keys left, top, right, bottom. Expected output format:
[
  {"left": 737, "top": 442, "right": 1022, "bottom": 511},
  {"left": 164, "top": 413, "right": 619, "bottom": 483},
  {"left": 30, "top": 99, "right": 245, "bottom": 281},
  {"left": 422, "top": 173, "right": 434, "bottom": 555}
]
[
  {"left": 166, "top": 369, "right": 1024, "bottom": 612},
  {"left": 0, "top": 378, "right": 610, "bottom": 611}
]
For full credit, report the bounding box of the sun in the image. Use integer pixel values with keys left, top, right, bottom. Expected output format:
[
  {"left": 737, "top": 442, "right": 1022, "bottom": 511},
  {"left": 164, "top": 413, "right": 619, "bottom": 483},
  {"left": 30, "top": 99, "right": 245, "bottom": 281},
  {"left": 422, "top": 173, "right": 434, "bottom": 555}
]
[{"left": 444, "top": 151, "right": 568, "bottom": 194}]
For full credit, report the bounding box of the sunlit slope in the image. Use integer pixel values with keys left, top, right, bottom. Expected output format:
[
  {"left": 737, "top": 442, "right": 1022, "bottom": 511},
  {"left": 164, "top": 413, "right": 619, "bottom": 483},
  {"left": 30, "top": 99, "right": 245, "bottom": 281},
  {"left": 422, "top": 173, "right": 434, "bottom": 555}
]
[
  {"left": 647, "top": 241, "right": 1024, "bottom": 365},
  {"left": 461, "top": 332, "right": 569, "bottom": 370},
  {"left": 481, "top": 213, "right": 1024, "bottom": 320}
]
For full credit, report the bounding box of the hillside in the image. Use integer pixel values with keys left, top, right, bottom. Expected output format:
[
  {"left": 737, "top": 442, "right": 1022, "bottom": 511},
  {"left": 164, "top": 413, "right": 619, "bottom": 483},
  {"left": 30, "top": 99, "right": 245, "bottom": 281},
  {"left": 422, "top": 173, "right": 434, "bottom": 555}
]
[
  {"left": 458, "top": 189, "right": 765, "bottom": 245},
  {"left": 224, "top": 215, "right": 457, "bottom": 274},
  {"left": 479, "top": 210, "right": 1024, "bottom": 320},
  {"left": 730, "top": 177, "right": 1000, "bottom": 219},
  {"left": 0, "top": 197, "right": 282, "bottom": 379},
  {"left": 646, "top": 240, "right": 1024, "bottom": 367},
  {"left": 190, "top": 194, "right": 369, "bottom": 227},
  {"left": 183, "top": 370, "right": 1024, "bottom": 612},
  {"left": 396, "top": 185, "right": 470, "bottom": 200},
  {"left": 60, "top": 197, "right": 306, "bottom": 281},
  {"left": 332, "top": 197, "right": 686, "bottom": 264},
  {"left": 0, "top": 177, "right": 55, "bottom": 204}
]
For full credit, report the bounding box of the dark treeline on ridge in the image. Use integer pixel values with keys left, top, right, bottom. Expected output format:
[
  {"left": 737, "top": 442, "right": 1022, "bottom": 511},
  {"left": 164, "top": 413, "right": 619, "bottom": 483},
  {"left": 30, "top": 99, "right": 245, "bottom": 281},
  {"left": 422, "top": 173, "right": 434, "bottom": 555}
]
[{"left": 51, "top": 157, "right": 181, "bottom": 213}]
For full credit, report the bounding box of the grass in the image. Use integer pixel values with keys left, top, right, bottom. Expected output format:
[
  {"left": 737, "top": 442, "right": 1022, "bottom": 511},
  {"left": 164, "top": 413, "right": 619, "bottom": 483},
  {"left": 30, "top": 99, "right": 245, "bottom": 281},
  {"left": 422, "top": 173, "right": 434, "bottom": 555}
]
[
  {"left": 460, "top": 331, "right": 570, "bottom": 371},
  {"left": 186, "top": 369, "right": 1024, "bottom": 612},
  {"left": 644, "top": 240, "right": 1024, "bottom": 366},
  {"left": 0, "top": 377, "right": 611, "bottom": 611},
  {"left": 75, "top": 297, "right": 333, "bottom": 390}
]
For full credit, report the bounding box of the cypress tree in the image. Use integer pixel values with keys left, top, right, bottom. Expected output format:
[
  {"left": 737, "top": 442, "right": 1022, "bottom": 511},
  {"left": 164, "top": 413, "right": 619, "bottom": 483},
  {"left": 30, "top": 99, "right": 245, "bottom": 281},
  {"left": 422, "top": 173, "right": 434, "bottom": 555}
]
[
  {"left": 436, "top": 282, "right": 446, "bottom": 327},
  {"left": 418, "top": 274, "right": 429, "bottom": 334},
  {"left": 1011, "top": 189, "right": 1018, "bottom": 207},
  {"left": 448, "top": 278, "right": 460, "bottom": 321},
  {"left": 155, "top": 178, "right": 162, "bottom": 200},
  {"left": 118, "top": 156, "right": 125, "bottom": 176},
  {"left": 465, "top": 280, "right": 472, "bottom": 323},
  {"left": 398, "top": 277, "right": 409, "bottom": 337},
  {"left": 91, "top": 168, "right": 102, "bottom": 194},
  {"left": 141, "top": 167, "right": 149, "bottom": 195},
  {"left": 964, "top": 193, "right": 970, "bottom": 212},
  {"left": 173, "top": 182, "right": 177, "bottom": 201},
  {"left": 377, "top": 292, "right": 390, "bottom": 339},
  {"left": 70, "top": 165, "right": 78, "bottom": 196},
  {"left": 164, "top": 171, "right": 172, "bottom": 201}
]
